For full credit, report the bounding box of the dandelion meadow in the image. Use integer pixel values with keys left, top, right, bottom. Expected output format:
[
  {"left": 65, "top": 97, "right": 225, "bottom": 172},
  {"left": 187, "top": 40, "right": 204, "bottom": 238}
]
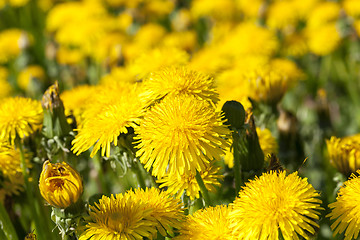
[{"left": 1, "top": 0, "right": 360, "bottom": 239}]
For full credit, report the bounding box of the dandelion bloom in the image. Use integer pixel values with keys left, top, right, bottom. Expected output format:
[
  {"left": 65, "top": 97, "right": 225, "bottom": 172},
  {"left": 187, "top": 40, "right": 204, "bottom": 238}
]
[
  {"left": 39, "top": 160, "right": 83, "bottom": 209},
  {"left": 140, "top": 66, "right": 219, "bottom": 106},
  {"left": 0, "top": 142, "right": 26, "bottom": 203},
  {"left": 326, "top": 135, "right": 360, "bottom": 176},
  {"left": 71, "top": 83, "right": 144, "bottom": 157},
  {"left": 177, "top": 205, "right": 234, "bottom": 240},
  {"left": 157, "top": 161, "right": 223, "bottom": 200},
  {"left": 327, "top": 170, "right": 360, "bottom": 240},
  {"left": 0, "top": 97, "right": 43, "bottom": 144},
  {"left": 229, "top": 171, "right": 323, "bottom": 239},
  {"left": 136, "top": 95, "right": 230, "bottom": 177},
  {"left": 80, "top": 187, "right": 183, "bottom": 240}
]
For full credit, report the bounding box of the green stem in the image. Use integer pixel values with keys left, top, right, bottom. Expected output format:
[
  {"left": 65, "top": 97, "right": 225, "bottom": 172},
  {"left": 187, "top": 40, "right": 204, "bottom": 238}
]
[
  {"left": 0, "top": 201, "right": 18, "bottom": 240},
  {"left": 195, "top": 170, "right": 211, "bottom": 207},
  {"left": 16, "top": 139, "right": 52, "bottom": 240},
  {"left": 134, "top": 161, "right": 147, "bottom": 189},
  {"left": 93, "top": 153, "right": 109, "bottom": 194},
  {"left": 233, "top": 133, "right": 243, "bottom": 195}
]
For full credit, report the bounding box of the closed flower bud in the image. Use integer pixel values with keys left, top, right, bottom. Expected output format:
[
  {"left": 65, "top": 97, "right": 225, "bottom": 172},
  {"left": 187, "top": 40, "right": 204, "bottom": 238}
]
[{"left": 39, "top": 160, "right": 83, "bottom": 209}]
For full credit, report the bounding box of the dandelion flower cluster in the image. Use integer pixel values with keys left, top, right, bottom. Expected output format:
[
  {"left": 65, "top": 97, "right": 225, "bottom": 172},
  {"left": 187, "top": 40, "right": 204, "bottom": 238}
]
[{"left": 229, "top": 171, "right": 323, "bottom": 239}]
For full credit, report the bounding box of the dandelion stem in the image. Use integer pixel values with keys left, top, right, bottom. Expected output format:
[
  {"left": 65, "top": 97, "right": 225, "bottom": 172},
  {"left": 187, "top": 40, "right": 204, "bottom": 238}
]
[
  {"left": 195, "top": 170, "right": 211, "bottom": 207},
  {"left": 16, "top": 138, "right": 53, "bottom": 240},
  {"left": 0, "top": 201, "right": 18, "bottom": 240},
  {"left": 233, "top": 133, "right": 243, "bottom": 194}
]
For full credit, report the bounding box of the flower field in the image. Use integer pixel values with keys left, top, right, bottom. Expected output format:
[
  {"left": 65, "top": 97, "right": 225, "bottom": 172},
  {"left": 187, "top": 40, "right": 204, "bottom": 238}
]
[{"left": 1, "top": 0, "right": 360, "bottom": 239}]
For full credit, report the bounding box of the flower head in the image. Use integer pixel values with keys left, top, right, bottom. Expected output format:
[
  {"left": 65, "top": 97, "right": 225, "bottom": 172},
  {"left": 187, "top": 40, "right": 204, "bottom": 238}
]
[
  {"left": 0, "top": 97, "right": 43, "bottom": 144},
  {"left": 140, "top": 66, "right": 219, "bottom": 106},
  {"left": 327, "top": 170, "right": 360, "bottom": 240},
  {"left": 326, "top": 135, "right": 360, "bottom": 176},
  {"left": 229, "top": 171, "right": 323, "bottom": 239},
  {"left": 17, "top": 65, "right": 45, "bottom": 91},
  {"left": 71, "top": 83, "right": 144, "bottom": 157},
  {"left": 177, "top": 205, "right": 234, "bottom": 240},
  {"left": 39, "top": 160, "right": 83, "bottom": 209},
  {"left": 157, "top": 161, "right": 223, "bottom": 200},
  {"left": 135, "top": 95, "right": 230, "bottom": 177},
  {"left": 80, "top": 187, "right": 183, "bottom": 240}
]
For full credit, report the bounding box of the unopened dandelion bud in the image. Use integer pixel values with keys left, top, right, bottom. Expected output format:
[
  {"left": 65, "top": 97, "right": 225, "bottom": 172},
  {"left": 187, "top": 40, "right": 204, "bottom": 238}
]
[
  {"left": 221, "top": 100, "right": 245, "bottom": 130},
  {"left": 42, "top": 81, "right": 71, "bottom": 138},
  {"left": 39, "top": 160, "right": 83, "bottom": 209}
]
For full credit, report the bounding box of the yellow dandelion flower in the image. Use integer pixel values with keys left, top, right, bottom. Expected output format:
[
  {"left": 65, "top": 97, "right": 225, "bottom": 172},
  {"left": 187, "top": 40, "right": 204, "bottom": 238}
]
[
  {"left": 140, "top": 66, "right": 219, "bottom": 106},
  {"left": 292, "top": 0, "right": 320, "bottom": 20},
  {"left": 17, "top": 65, "right": 45, "bottom": 91},
  {"left": 39, "top": 160, "right": 83, "bottom": 209},
  {"left": 307, "top": 2, "right": 341, "bottom": 29},
  {"left": 100, "top": 67, "right": 137, "bottom": 85},
  {"left": 343, "top": 0, "right": 360, "bottom": 18},
  {"left": 129, "top": 47, "right": 189, "bottom": 80},
  {"left": 220, "top": 22, "right": 279, "bottom": 57},
  {"left": 189, "top": 46, "right": 232, "bottom": 74},
  {"left": 0, "top": 29, "right": 31, "bottom": 64},
  {"left": 161, "top": 31, "right": 197, "bottom": 52},
  {"left": 0, "top": 97, "right": 43, "bottom": 144},
  {"left": 327, "top": 170, "right": 360, "bottom": 240},
  {"left": 56, "top": 46, "right": 84, "bottom": 65},
  {"left": 229, "top": 171, "right": 323, "bottom": 240},
  {"left": 0, "top": 67, "right": 11, "bottom": 98},
  {"left": 157, "top": 161, "right": 223, "bottom": 200},
  {"left": 190, "top": 0, "right": 237, "bottom": 21},
  {"left": 177, "top": 205, "right": 234, "bottom": 240},
  {"left": 326, "top": 135, "right": 360, "bottom": 176},
  {"left": 0, "top": 142, "right": 25, "bottom": 203},
  {"left": 60, "top": 84, "right": 100, "bottom": 125},
  {"left": 71, "top": 84, "right": 144, "bottom": 157},
  {"left": 307, "top": 23, "right": 341, "bottom": 56},
  {"left": 126, "top": 188, "right": 184, "bottom": 236},
  {"left": 236, "top": 0, "right": 264, "bottom": 19},
  {"left": 80, "top": 187, "right": 183, "bottom": 240},
  {"left": 266, "top": 1, "right": 299, "bottom": 30},
  {"left": 135, "top": 95, "right": 231, "bottom": 178}
]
